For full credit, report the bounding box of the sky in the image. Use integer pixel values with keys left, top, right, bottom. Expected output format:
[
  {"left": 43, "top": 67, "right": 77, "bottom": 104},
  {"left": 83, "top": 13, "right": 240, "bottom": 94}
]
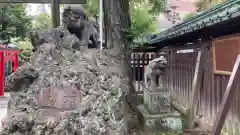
[{"left": 26, "top": 4, "right": 51, "bottom": 16}]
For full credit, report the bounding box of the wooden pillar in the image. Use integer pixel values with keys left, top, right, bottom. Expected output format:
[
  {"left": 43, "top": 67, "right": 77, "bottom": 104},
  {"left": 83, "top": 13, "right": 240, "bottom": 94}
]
[
  {"left": 0, "top": 52, "right": 5, "bottom": 96},
  {"left": 13, "top": 52, "right": 19, "bottom": 72},
  {"left": 186, "top": 50, "right": 204, "bottom": 129},
  {"left": 51, "top": 0, "right": 60, "bottom": 27}
]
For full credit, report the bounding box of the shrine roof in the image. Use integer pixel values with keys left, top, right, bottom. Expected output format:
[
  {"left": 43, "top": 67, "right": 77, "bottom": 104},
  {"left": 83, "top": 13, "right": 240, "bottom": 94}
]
[{"left": 150, "top": 0, "right": 240, "bottom": 46}]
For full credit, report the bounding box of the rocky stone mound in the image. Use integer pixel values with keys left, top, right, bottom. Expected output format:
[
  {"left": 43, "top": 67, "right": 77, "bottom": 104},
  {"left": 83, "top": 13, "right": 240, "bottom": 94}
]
[{"left": 1, "top": 27, "right": 125, "bottom": 135}]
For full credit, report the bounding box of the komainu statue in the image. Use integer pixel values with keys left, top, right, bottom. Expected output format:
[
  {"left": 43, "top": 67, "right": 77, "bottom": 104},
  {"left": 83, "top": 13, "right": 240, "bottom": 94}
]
[
  {"left": 62, "top": 6, "right": 99, "bottom": 48},
  {"left": 140, "top": 56, "right": 183, "bottom": 132},
  {"left": 29, "top": 6, "right": 99, "bottom": 52},
  {"left": 144, "top": 56, "right": 167, "bottom": 91}
]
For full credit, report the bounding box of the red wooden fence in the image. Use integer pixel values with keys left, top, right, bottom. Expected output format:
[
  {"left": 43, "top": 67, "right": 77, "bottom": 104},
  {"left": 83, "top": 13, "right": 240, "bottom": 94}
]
[{"left": 0, "top": 47, "right": 20, "bottom": 96}]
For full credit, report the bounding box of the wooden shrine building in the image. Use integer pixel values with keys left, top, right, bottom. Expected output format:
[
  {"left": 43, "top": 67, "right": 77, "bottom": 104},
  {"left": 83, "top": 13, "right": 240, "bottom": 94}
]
[{"left": 131, "top": 0, "right": 240, "bottom": 134}]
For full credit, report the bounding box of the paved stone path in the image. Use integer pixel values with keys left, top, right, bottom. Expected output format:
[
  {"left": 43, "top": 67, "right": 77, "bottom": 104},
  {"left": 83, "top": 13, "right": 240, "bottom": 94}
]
[{"left": 0, "top": 93, "right": 10, "bottom": 131}]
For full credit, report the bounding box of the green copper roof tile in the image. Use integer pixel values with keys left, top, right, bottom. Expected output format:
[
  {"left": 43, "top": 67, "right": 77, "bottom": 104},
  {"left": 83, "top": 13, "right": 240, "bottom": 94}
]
[{"left": 150, "top": 0, "right": 240, "bottom": 44}]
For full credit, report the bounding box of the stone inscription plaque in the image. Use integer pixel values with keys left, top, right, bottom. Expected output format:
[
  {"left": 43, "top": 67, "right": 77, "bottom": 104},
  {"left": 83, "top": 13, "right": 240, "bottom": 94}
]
[
  {"left": 38, "top": 87, "right": 81, "bottom": 109},
  {"left": 150, "top": 92, "right": 171, "bottom": 114},
  {"left": 144, "top": 89, "right": 172, "bottom": 114}
]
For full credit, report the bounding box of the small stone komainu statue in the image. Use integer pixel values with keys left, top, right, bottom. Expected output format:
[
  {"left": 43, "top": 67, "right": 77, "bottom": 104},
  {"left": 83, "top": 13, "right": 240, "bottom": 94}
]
[{"left": 144, "top": 56, "right": 167, "bottom": 91}]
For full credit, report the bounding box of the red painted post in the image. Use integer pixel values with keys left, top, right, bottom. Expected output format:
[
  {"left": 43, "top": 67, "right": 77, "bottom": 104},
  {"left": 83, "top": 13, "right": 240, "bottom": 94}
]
[
  {"left": 0, "top": 52, "right": 5, "bottom": 96},
  {"left": 13, "top": 52, "right": 19, "bottom": 72}
]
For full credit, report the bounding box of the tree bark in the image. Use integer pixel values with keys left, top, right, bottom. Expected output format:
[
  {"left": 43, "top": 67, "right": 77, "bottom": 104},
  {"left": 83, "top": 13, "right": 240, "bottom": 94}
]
[
  {"left": 103, "top": 0, "right": 135, "bottom": 134},
  {"left": 103, "top": 0, "right": 133, "bottom": 91}
]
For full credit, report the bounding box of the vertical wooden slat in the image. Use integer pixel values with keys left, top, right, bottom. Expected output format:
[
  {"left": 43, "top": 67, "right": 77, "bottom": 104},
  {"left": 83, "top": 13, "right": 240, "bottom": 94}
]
[
  {"left": 132, "top": 53, "right": 136, "bottom": 90},
  {"left": 170, "top": 49, "right": 174, "bottom": 94},
  {"left": 176, "top": 54, "right": 179, "bottom": 101},
  {"left": 235, "top": 84, "right": 240, "bottom": 135},
  {"left": 210, "top": 48, "right": 217, "bottom": 123},
  {"left": 176, "top": 52, "right": 179, "bottom": 101},
  {"left": 180, "top": 53, "right": 184, "bottom": 103},
  {"left": 216, "top": 75, "right": 221, "bottom": 122},
  {"left": 184, "top": 53, "right": 187, "bottom": 103},
  {"left": 142, "top": 52, "right": 146, "bottom": 91},
  {"left": 207, "top": 52, "right": 211, "bottom": 123},
  {"left": 186, "top": 53, "right": 190, "bottom": 101},
  {"left": 168, "top": 50, "right": 171, "bottom": 90},
  {"left": 137, "top": 53, "right": 141, "bottom": 91},
  {"left": 177, "top": 54, "right": 180, "bottom": 101}
]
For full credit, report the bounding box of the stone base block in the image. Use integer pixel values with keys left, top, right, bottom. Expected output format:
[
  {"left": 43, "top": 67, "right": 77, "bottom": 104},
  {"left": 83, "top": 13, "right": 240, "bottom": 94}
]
[
  {"left": 144, "top": 88, "right": 172, "bottom": 114},
  {"left": 137, "top": 105, "right": 183, "bottom": 133}
]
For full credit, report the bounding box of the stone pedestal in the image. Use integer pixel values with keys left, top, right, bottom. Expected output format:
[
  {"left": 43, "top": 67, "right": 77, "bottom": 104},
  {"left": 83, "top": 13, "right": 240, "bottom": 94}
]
[
  {"left": 144, "top": 87, "right": 172, "bottom": 114},
  {"left": 139, "top": 56, "right": 182, "bottom": 133},
  {"left": 137, "top": 105, "right": 183, "bottom": 133},
  {"left": 139, "top": 87, "right": 183, "bottom": 133}
]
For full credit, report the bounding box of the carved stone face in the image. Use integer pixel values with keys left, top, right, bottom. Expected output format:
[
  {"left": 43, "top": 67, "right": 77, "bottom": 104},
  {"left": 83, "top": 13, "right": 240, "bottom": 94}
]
[
  {"left": 150, "top": 56, "right": 167, "bottom": 76},
  {"left": 157, "top": 56, "right": 167, "bottom": 64},
  {"left": 154, "top": 56, "right": 168, "bottom": 69},
  {"left": 61, "top": 6, "right": 99, "bottom": 48},
  {"left": 62, "top": 6, "right": 87, "bottom": 29}
]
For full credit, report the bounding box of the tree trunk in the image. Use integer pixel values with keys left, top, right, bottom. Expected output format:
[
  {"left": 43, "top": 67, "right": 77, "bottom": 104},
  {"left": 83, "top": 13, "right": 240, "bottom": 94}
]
[
  {"left": 103, "top": 0, "right": 135, "bottom": 134},
  {"left": 103, "top": 0, "right": 134, "bottom": 91}
]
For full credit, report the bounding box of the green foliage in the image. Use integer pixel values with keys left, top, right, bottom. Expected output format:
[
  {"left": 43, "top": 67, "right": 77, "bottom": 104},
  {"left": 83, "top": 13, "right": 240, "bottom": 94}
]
[
  {"left": 0, "top": 4, "right": 32, "bottom": 40},
  {"left": 32, "top": 13, "right": 52, "bottom": 29},
  {"left": 19, "top": 48, "right": 32, "bottom": 62},
  {"left": 195, "top": 0, "right": 209, "bottom": 12},
  {"left": 11, "top": 38, "right": 33, "bottom": 62},
  {"left": 183, "top": 13, "right": 197, "bottom": 21},
  {"left": 84, "top": 0, "right": 167, "bottom": 16},
  {"left": 131, "top": 5, "right": 158, "bottom": 36},
  {"left": 129, "top": 0, "right": 167, "bottom": 44},
  {"left": 149, "top": 0, "right": 167, "bottom": 14},
  {"left": 195, "top": 0, "right": 227, "bottom": 12},
  {"left": 82, "top": 0, "right": 100, "bottom": 17},
  {"left": 128, "top": 0, "right": 167, "bottom": 46},
  {"left": 14, "top": 38, "right": 33, "bottom": 49},
  {"left": 131, "top": 5, "right": 158, "bottom": 45},
  {"left": 131, "top": 0, "right": 167, "bottom": 15},
  {"left": 83, "top": 0, "right": 166, "bottom": 45}
]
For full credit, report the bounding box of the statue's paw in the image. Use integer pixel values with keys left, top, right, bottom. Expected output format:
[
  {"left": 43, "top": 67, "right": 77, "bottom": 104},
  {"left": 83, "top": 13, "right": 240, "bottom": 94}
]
[{"left": 88, "top": 40, "right": 92, "bottom": 44}]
